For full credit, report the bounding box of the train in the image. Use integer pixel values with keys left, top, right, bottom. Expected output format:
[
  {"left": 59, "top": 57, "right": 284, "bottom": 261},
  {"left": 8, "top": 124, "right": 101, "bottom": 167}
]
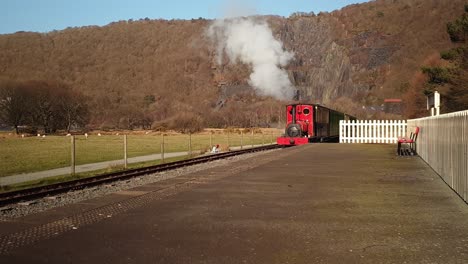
[{"left": 277, "top": 103, "right": 356, "bottom": 145}]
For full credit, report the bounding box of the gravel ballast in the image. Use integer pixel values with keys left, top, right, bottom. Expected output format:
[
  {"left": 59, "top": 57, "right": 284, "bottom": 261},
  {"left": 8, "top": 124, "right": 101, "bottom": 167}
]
[{"left": 0, "top": 150, "right": 279, "bottom": 220}]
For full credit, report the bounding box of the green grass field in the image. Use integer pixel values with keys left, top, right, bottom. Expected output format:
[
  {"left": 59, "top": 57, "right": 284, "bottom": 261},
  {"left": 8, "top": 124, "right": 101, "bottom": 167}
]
[
  {"left": 0, "top": 130, "right": 281, "bottom": 177},
  {"left": 0, "top": 155, "right": 190, "bottom": 192}
]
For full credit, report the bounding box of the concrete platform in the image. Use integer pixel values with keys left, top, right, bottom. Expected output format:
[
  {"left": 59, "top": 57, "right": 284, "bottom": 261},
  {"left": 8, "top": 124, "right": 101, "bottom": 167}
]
[{"left": 1, "top": 144, "right": 468, "bottom": 263}]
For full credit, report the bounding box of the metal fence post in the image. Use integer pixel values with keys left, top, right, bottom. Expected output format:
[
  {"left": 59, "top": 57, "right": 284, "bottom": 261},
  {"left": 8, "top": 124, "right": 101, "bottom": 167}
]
[
  {"left": 71, "top": 135, "right": 75, "bottom": 175},
  {"left": 124, "top": 135, "right": 128, "bottom": 169},
  {"left": 262, "top": 133, "right": 264, "bottom": 146},
  {"left": 227, "top": 131, "right": 230, "bottom": 150}
]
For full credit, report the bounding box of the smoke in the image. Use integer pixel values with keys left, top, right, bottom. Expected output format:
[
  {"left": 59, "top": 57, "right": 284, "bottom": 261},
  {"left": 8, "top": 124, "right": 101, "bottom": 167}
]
[{"left": 207, "top": 16, "right": 295, "bottom": 100}]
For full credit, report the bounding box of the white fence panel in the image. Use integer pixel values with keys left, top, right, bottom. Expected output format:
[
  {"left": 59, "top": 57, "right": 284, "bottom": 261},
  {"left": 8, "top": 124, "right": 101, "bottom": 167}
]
[
  {"left": 340, "top": 120, "right": 407, "bottom": 144},
  {"left": 408, "top": 110, "right": 468, "bottom": 203}
]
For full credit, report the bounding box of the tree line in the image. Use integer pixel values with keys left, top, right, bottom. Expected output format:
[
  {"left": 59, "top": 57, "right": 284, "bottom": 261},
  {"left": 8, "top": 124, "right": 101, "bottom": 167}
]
[
  {"left": 0, "top": 80, "right": 89, "bottom": 134},
  {"left": 0, "top": 79, "right": 284, "bottom": 134},
  {"left": 403, "top": 4, "right": 468, "bottom": 118},
  {"left": 428, "top": 5, "right": 468, "bottom": 113}
]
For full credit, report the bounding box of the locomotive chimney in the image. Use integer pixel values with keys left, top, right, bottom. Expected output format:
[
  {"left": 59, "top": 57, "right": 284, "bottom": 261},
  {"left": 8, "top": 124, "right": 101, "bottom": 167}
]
[
  {"left": 293, "top": 89, "right": 301, "bottom": 101},
  {"left": 291, "top": 105, "right": 296, "bottom": 124}
]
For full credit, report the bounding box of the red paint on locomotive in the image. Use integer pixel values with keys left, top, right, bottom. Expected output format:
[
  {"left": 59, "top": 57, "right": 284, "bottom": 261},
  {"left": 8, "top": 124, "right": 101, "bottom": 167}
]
[
  {"left": 286, "top": 105, "right": 314, "bottom": 135},
  {"left": 277, "top": 136, "right": 308, "bottom": 145},
  {"left": 277, "top": 103, "right": 355, "bottom": 146},
  {"left": 277, "top": 104, "right": 315, "bottom": 146}
]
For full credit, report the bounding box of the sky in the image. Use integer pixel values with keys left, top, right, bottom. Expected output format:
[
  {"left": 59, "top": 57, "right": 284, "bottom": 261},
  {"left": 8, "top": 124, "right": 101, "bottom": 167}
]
[{"left": 0, "top": 0, "right": 369, "bottom": 34}]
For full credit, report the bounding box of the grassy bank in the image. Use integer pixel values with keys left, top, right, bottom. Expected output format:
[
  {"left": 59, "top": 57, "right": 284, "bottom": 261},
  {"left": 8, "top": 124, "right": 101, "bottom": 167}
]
[
  {"left": 0, "top": 155, "right": 190, "bottom": 193},
  {"left": 0, "top": 129, "right": 281, "bottom": 177}
]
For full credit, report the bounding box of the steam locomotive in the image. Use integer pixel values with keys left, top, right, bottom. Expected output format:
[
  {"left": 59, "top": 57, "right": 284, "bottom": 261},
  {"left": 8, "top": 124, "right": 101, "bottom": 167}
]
[{"left": 277, "top": 104, "right": 356, "bottom": 145}]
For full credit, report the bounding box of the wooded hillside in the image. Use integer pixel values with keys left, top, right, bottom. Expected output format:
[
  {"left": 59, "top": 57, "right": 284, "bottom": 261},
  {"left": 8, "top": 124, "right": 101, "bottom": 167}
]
[{"left": 0, "top": 0, "right": 466, "bottom": 132}]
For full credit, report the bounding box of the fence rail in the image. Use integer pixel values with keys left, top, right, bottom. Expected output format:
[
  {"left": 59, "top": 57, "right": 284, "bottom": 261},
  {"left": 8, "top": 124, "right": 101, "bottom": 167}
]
[
  {"left": 408, "top": 110, "right": 468, "bottom": 202},
  {"left": 340, "top": 120, "right": 407, "bottom": 144}
]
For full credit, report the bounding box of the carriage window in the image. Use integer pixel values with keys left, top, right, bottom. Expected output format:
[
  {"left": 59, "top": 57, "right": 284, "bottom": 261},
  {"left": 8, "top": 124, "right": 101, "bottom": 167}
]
[{"left": 303, "top": 108, "right": 310, "bottom": 115}]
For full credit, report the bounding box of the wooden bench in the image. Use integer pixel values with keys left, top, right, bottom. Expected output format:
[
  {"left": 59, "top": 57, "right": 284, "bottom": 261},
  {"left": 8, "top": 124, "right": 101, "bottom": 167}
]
[{"left": 397, "top": 127, "right": 419, "bottom": 156}]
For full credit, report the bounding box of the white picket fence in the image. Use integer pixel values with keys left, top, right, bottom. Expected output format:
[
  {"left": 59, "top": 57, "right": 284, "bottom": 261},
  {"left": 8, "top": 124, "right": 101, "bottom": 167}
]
[{"left": 340, "top": 120, "right": 407, "bottom": 144}]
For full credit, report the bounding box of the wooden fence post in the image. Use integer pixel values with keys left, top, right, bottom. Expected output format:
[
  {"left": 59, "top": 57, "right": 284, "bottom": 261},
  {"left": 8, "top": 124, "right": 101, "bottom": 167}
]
[
  {"left": 227, "top": 131, "right": 230, "bottom": 150},
  {"left": 241, "top": 131, "right": 243, "bottom": 149},
  {"left": 71, "top": 136, "right": 75, "bottom": 175},
  {"left": 251, "top": 130, "right": 254, "bottom": 148},
  {"left": 161, "top": 134, "right": 165, "bottom": 163},
  {"left": 210, "top": 132, "right": 213, "bottom": 149},
  {"left": 124, "top": 135, "right": 128, "bottom": 169},
  {"left": 189, "top": 132, "right": 192, "bottom": 157}
]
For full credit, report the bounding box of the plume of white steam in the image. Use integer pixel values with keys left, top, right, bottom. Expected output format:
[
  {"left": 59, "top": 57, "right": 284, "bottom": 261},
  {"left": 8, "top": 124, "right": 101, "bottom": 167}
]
[{"left": 207, "top": 17, "right": 295, "bottom": 100}]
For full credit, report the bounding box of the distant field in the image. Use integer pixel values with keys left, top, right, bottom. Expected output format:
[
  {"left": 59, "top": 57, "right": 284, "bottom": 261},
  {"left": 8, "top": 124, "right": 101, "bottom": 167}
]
[{"left": 0, "top": 129, "right": 281, "bottom": 177}]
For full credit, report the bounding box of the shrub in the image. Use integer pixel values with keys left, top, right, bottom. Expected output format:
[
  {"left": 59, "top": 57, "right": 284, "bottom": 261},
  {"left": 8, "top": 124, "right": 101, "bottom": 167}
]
[
  {"left": 169, "top": 113, "right": 204, "bottom": 133},
  {"left": 440, "top": 50, "right": 457, "bottom": 60},
  {"left": 151, "top": 121, "right": 168, "bottom": 132},
  {"left": 421, "top": 67, "right": 452, "bottom": 84},
  {"left": 446, "top": 13, "right": 468, "bottom": 42}
]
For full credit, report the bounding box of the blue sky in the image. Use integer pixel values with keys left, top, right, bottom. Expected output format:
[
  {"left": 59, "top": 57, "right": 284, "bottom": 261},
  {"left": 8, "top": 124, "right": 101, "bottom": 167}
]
[{"left": 0, "top": 0, "right": 369, "bottom": 34}]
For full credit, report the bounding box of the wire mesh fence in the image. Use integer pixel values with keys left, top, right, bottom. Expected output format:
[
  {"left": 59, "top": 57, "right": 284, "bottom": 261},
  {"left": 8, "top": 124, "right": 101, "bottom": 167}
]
[{"left": 0, "top": 129, "right": 282, "bottom": 186}]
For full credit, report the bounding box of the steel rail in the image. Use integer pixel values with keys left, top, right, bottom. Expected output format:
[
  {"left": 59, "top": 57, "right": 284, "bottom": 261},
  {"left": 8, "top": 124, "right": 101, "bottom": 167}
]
[{"left": 0, "top": 144, "right": 282, "bottom": 207}]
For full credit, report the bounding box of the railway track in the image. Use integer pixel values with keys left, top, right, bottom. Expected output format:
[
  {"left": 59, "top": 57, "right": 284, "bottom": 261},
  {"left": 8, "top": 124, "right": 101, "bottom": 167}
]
[{"left": 0, "top": 144, "right": 282, "bottom": 207}]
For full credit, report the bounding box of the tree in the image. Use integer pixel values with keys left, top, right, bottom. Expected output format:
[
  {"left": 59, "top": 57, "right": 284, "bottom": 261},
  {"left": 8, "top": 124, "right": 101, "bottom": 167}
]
[
  {"left": 420, "top": 67, "right": 452, "bottom": 84},
  {"left": 57, "top": 89, "right": 90, "bottom": 132},
  {"left": 0, "top": 80, "right": 30, "bottom": 134},
  {"left": 2, "top": 80, "right": 91, "bottom": 134},
  {"left": 141, "top": 110, "right": 154, "bottom": 130},
  {"left": 446, "top": 8, "right": 468, "bottom": 42},
  {"left": 428, "top": 5, "right": 468, "bottom": 113},
  {"left": 143, "top": 94, "right": 156, "bottom": 107},
  {"left": 27, "top": 81, "right": 58, "bottom": 133}
]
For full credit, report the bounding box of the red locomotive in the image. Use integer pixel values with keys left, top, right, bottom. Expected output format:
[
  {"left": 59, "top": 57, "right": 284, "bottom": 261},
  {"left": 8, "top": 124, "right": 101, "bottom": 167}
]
[{"left": 277, "top": 104, "right": 355, "bottom": 145}]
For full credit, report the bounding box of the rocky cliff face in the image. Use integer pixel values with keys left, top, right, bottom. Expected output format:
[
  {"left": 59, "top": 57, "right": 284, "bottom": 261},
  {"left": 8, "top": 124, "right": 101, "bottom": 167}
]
[
  {"left": 275, "top": 16, "right": 355, "bottom": 103},
  {"left": 213, "top": 0, "right": 465, "bottom": 109}
]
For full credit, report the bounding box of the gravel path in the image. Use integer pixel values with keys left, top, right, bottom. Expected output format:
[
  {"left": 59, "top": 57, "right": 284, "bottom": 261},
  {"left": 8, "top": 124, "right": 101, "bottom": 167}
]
[{"left": 0, "top": 149, "right": 279, "bottom": 221}]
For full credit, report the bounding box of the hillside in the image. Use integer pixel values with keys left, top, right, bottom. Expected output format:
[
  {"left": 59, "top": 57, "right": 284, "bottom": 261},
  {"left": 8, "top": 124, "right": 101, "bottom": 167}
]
[{"left": 0, "top": 0, "right": 466, "bottom": 130}]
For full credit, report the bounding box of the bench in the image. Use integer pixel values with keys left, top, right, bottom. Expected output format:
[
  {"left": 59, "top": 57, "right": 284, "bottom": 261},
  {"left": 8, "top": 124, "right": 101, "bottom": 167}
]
[{"left": 397, "top": 127, "right": 419, "bottom": 156}]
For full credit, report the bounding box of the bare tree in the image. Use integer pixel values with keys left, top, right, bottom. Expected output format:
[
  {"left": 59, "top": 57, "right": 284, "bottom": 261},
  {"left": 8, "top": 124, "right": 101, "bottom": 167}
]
[
  {"left": 0, "top": 80, "right": 30, "bottom": 134},
  {"left": 27, "top": 81, "right": 57, "bottom": 133},
  {"left": 57, "top": 89, "right": 90, "bottom": 132}
]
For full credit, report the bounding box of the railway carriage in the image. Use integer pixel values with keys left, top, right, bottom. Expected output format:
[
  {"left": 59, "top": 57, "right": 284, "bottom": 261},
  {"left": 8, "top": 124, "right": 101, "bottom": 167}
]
[{"left": 277, "top": 104, "right": 355, "bottom": 145}]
